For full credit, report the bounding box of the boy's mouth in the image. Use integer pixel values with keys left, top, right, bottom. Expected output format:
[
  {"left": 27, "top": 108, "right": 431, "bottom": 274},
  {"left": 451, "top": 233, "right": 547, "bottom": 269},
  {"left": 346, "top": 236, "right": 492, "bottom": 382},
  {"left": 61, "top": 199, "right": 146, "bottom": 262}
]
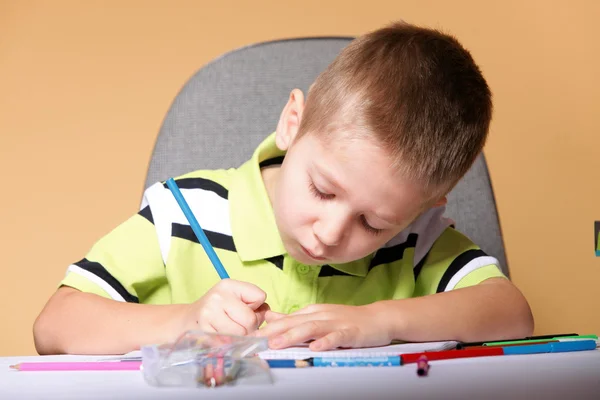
[{"left": 300, "top": 245, "right": 327, "bottom": 261}]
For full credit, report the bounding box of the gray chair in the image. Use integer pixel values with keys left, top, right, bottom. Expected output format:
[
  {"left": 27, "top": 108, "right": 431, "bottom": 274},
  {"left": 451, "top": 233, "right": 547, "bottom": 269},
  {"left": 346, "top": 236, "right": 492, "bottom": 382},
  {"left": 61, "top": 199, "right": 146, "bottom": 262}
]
[{"left": 143, "top": 37, "right": 509, "bottom": 276}]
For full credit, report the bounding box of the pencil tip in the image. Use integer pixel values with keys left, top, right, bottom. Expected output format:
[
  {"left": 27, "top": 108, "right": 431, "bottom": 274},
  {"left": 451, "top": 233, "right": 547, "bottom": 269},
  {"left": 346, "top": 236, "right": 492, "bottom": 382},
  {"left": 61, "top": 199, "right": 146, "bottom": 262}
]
[{"left": 9, "top": 364, "right": 19, "bottom": 370}]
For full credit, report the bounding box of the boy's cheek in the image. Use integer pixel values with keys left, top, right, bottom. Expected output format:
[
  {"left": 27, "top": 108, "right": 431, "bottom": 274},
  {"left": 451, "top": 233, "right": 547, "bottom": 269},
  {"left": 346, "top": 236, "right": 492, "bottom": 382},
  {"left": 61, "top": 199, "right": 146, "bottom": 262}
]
[
  {"left": 282, "top": 196, "right": 313, "bottom": 224},
  {"left": 345, "top": 235, "right": 384, "bottom": 261}
]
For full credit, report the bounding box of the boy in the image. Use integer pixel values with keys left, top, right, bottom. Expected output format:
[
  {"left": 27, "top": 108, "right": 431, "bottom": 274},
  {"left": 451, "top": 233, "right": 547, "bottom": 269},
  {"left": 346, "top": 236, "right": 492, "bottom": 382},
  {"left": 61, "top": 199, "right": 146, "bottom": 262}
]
[{"left": 34, "top": 21, "right": 533, "bottom": 355}]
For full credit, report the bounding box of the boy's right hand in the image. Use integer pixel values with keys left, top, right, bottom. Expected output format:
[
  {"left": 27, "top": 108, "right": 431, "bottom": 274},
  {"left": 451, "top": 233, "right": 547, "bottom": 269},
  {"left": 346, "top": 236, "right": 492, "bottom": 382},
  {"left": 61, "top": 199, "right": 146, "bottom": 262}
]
[{"left": 176, "top": 279, "right": 269, "bottom": 337}]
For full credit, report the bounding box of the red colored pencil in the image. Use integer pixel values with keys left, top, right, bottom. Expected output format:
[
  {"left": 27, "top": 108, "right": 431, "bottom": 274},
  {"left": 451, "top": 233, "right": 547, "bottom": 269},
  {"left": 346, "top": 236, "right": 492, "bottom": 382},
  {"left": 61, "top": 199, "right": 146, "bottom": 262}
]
[{"left": 401, "top": 347, "right": 504, "bottom": 364}]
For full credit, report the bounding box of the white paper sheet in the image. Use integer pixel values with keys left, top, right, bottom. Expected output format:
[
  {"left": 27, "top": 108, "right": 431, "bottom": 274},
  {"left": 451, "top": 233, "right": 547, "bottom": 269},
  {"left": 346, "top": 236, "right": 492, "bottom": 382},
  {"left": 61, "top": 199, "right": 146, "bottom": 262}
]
[{"left": 257, "top": 341, "right": 458, "bottom": 360}]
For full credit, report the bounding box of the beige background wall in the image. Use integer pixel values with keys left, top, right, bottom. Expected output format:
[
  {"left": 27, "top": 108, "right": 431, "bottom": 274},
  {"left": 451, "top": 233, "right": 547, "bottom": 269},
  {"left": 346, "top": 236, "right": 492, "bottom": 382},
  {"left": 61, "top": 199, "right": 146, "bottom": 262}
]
[{"left": 1, "top": 0, "right": 598, "bottom": 356}]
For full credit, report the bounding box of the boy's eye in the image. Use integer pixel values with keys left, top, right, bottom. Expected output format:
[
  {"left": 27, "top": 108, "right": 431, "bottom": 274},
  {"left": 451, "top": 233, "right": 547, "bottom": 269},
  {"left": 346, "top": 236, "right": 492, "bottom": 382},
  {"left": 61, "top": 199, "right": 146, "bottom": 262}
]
[
  {"left": 309, "top": 181, "right": 335, "bottom": 200},
  {"left": 360, "top": 216, "right": 383, "bottom": 236},
  {"left": 310, "top": 180, "right": 383, "bottom": 236}
]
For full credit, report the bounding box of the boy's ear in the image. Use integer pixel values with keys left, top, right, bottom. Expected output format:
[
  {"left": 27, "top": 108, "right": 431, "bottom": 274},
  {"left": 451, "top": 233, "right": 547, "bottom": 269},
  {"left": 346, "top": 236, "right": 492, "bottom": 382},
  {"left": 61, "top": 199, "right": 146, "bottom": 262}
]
[
  {"left": 433, "top": 196, "right": 448, "bottom": 207},
  {"left": 275, "top": 89, "right": 305, "bottom": 151}
]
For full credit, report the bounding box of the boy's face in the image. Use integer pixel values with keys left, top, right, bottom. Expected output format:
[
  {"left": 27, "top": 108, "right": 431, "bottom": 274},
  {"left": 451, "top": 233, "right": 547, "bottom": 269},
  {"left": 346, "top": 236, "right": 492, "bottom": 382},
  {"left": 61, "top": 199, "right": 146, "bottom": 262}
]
[{"left": 263, "top": 90, "right": 445, "bottom": 265}]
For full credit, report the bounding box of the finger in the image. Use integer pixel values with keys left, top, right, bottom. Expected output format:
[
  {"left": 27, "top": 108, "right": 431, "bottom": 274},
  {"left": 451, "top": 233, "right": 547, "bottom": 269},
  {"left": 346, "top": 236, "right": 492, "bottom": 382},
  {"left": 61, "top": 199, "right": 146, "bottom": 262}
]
[
  {"left": 255, "top": 314, "right": 303, "bottom": 339},
  {"left": 265, "top": 305, "right": 322, "bottom": 323},
  {"left": 254, "top": 303, "right": 271, "bottom": 327},
  {"left": 289, "top": 304, "right": 326, "bottom": 316},
  {"left": 218, "top": 279, "right": 267, "bottom": 309},
  {"left": 257, "top": 312, "right": 325, "bottom": 339},
  {"left": 222, "top": 299, "right": 260, "bottom": 334},
  {"left": 264, "top": 310, "right": 286, "bottom": 323},
  {"left": 309, "top": 329, "right": 355, "bottom": 351},
  {"left": 269, "top": 320, "right": 333, "bottom": 349},
  {"left": 209, "top": 309, "right": 248, "bottom": 336}
]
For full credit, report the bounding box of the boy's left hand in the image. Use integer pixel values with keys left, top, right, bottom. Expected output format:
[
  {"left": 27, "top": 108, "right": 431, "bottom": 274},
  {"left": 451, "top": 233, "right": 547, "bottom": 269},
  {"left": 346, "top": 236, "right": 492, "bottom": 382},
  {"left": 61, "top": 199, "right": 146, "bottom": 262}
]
[{"left": 253, "top": 304, "right": 391, "bottom": 351}]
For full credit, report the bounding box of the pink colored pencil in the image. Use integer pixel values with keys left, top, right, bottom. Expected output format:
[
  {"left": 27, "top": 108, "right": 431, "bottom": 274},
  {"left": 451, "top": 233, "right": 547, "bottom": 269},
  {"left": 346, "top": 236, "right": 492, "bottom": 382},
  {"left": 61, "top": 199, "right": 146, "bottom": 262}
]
[{"left": 10, "top": 361, "right": 142, "bottom": 371}]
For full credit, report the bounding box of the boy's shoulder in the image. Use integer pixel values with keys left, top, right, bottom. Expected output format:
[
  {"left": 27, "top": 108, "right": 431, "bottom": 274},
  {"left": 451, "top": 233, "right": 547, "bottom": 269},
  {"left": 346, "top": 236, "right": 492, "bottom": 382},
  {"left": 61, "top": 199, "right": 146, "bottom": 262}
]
[
  {"left": 382, "top": 206, "right": 453, "bottom": 266},
  {"left": 383, "top": 206, "right": 488, "bottom": 268},
  {"left": 139, "top": 167, "right": 238, "bottom": 226},
  {"left": 408, "top": 207, "right": 500, "bottom": 273}
]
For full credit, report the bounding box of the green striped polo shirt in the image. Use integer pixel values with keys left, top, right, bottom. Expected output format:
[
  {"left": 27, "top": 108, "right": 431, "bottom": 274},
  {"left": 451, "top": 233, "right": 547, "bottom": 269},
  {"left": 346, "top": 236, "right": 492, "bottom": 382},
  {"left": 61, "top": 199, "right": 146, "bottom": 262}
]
[{"left": 60, "top": 133, "right": 506, "bottom": 313}]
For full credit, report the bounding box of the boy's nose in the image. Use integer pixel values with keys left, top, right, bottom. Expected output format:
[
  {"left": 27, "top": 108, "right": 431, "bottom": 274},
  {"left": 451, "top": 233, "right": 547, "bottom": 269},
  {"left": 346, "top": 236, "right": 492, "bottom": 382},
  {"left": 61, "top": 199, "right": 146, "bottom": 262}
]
[{"left": 313, "top": 215, "right": 348, "bottom": 247}]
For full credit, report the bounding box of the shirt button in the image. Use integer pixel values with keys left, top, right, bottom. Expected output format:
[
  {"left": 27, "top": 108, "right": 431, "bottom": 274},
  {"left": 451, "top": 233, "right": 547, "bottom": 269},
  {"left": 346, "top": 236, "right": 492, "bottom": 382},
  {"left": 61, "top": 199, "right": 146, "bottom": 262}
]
[
  {"left": 289, "top": 304, "right": 300, "bottom": 313},
  {"left": 298, "top": 265, "right": 309, "bottom": 275}
]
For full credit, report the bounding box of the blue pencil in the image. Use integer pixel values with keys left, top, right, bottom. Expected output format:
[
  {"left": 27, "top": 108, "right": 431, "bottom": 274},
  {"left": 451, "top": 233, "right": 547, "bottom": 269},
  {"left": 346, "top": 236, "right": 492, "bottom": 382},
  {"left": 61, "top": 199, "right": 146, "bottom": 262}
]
[
  {"left": 265, "top": 356, "right": 401, "bottom": 368},
  {"left": 166, "top": 178, "right": 230, "bottom": 279},
  {"left": 312, "top": 356, "right": 401, "bottom": 367},
  {"left": 501, "top": 339, "right": 597, "bottom": 355},
  {"left": 266, "top": 359, "right": 312, "bottom": 368}
]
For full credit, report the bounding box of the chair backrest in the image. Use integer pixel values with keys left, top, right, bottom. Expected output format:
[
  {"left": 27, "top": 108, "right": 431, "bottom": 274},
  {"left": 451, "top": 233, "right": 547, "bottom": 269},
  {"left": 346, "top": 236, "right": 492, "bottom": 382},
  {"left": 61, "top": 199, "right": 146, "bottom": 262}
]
[{"left": 144, "top": 37, "right": 509, "bottom": 276}]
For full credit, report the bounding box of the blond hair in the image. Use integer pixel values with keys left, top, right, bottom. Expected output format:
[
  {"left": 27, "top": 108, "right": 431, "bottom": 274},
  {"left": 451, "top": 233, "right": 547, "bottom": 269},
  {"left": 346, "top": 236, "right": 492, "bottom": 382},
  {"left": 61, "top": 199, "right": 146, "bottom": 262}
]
[{"left": 299, "top": 22, "right": 493, "bottom": 197}]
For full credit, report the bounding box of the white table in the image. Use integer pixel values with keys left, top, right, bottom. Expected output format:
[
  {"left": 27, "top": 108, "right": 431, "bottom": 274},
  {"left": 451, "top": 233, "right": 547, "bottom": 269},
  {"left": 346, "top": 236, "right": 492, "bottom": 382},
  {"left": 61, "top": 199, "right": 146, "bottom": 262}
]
[{"left": 1, "top": 351, "right": 600, "bottom": 399}]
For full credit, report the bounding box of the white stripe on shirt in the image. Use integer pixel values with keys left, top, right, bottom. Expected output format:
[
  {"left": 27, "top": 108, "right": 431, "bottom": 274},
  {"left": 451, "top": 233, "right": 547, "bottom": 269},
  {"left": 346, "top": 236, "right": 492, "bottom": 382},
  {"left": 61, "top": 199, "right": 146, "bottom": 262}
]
[
  {"left": 443, "top": 256, "right": 499, "bottom": 291},
  {"left": 66, "top": 265, "right": 126, "bottom": 302}
]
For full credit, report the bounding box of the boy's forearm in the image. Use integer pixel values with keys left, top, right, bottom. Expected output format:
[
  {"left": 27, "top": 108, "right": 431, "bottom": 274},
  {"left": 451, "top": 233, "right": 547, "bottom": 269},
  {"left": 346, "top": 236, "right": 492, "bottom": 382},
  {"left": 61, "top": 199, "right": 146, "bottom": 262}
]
[
  {"left": 33, "top": 287, "right": 186, "bottom": 355},
  {"left": 372, "top": 278, "right": 534, "bottom": 343}
]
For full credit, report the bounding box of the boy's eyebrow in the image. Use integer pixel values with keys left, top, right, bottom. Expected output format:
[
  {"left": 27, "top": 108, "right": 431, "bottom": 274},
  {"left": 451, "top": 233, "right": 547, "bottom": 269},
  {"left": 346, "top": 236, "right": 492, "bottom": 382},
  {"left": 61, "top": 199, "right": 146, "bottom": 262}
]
[
  {"left": 316, "top": 163, "right": 402, "bottom": 226},
  {"left": 315, "top": 164, "right": 345, "bottom": 193},
  {"left": 372, "top": 211, "right": 402, "bottom": 227}
]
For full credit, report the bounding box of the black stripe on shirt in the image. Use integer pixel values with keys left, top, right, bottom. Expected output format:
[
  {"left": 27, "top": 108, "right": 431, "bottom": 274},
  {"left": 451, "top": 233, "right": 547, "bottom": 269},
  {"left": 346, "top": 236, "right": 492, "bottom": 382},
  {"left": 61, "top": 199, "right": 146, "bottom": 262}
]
[
  {"left": 436, "top": 249, "right": 488, "bottom": 293},
  {"left": 265, "top": 255, "right": 284, "bottom": 270},
  {"left": 259, "top": 156, "right": 285, "bottom": 168},
  {"left": 172, "top": 223, "right": 237, "bottom": 252},
  {"left": 318, "top": 264, "right": 353, "bottom": 277},
  {"left": 369, "top": 234, "right": 419, "bottom": 271},
  {"left": 138, "top": 205, "right": 154, "bottom": 224},
  {"left": 73, "top": 258, "right": 139, "bottom": 303},
  {"left": 163, "top": 177, "right": 228, "bottom": 200}
]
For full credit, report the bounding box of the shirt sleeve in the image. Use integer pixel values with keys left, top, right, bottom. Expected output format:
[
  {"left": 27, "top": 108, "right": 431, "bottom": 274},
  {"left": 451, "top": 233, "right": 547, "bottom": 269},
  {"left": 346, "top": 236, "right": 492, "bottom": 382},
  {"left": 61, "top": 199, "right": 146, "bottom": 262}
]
[
  {"left": 412, "top": 227, "right": 506, "bottom": 297},
  {"left": 59, "top": 202, "right": 169, "bottom": 304}
]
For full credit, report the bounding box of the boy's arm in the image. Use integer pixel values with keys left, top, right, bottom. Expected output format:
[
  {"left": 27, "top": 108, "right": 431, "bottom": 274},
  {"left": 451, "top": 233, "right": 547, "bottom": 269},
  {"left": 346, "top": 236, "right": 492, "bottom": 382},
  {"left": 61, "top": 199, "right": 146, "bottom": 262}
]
[
  {"left": 34, "top": 279, "right": 269, "bottom": 355},
  {"left": 33, "top": 286, "right": 187, "bottom": 355},
  {"left": 395, "top": 228, "right": 534, "bottom": 342},
  {"left": 255, "top": 276, "right": 532, "bottom": 350},
  {"left": 33, "top": 197, "right": 179, "bottom": 355},
  {"left": 34, "top": 180, "right": 269, "bottom": 355},
  {"left": 375, "top": 276, "right": 533, "bottom": 343}
]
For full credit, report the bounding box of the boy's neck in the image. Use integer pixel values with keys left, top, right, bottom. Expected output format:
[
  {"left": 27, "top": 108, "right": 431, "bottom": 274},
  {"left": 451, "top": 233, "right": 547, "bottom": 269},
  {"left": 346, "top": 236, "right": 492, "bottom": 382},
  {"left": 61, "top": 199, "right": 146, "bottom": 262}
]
[{"left": 260, "top": 165, "right": 280, "bottom": 206}]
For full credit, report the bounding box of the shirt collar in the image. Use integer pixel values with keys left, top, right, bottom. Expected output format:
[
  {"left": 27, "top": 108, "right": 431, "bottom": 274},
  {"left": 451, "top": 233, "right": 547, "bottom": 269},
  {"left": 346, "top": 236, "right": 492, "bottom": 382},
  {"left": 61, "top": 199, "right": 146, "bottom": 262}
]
[
  {"left": 327, "top": 259, "right": 371, "bottom": 277},
  {"left": 229, "top": 133, "right": 287, "bottom": 262}
]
